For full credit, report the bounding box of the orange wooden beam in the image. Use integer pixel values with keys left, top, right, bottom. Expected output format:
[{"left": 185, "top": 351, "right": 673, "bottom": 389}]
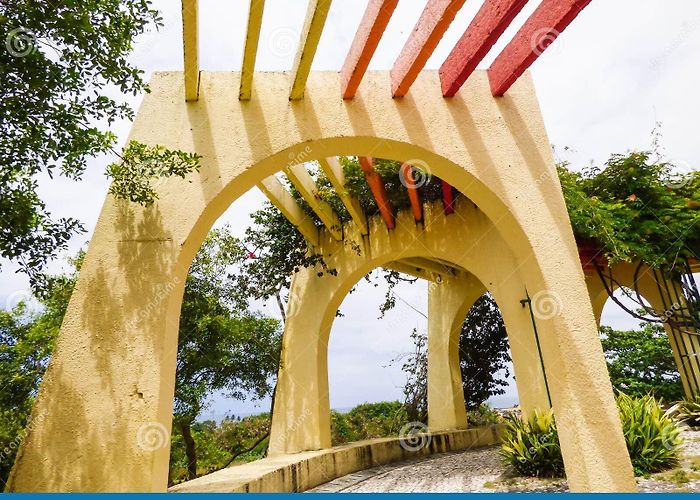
[
  {"left": 390, "top": 0, "right": 466, "bottom": 97},
  {"left": 341, "top": 0, "right": 398, "bottom": 99},
  {"left": 488, "top": 0, "right": 592, "bottom": 96},
  {"left": 441, "top": 180, "right": 455, "bottom": 214},
  {"left": 401, "top": 163, "right": 423, "bottom": 222},
  {"left": 359, "top": 157, "right": 395, "bottom": 229}
]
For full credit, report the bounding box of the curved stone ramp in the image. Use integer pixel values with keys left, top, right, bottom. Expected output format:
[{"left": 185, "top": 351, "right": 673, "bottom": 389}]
[{"left": 169, "top": 425, "right": 503, "bottom": 493}]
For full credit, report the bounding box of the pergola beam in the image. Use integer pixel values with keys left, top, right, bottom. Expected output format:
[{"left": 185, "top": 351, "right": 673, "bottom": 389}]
[
  {"left": 289, "top": 0, "right": 333, "bottom": 100},
  {"left": 401, "top": 163, "right": 423, "bottom": 222},
  {"left": 390, "top": 0, "right": 466, "bottom": 97},
  {"left": 340, "top": 0, "right": 398, "bottom": 99},
  {"left": 285, "top": 164, "right": 342, "bottom": 240},
  {"left": 359, "top": 157, "right": 395, "bottom": 230},
  {"left": 258, "top": 176, "right": 319, "bottom": 246},
  {"left": 440, "top": 0, "right": 529, "bottom": 97},
  {"left": 385, "top": 261, "right": 440, "bottom": 282},
  {"left": 488, "top": 0, "right": 592, "bottom": 96},
  {"left": 182, "top": 0, "right": 199, "bottom": 101},
  {"left": 317, "top": 157, "right": 368, "bottom": 235},
  {"left": 239, "top": 0, "right": 266, "bottom": 100}
]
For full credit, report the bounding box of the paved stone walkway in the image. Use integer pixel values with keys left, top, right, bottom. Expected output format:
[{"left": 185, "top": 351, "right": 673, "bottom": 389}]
[{"left": 309, "top": 429, "right": 700, "bottom": 493}]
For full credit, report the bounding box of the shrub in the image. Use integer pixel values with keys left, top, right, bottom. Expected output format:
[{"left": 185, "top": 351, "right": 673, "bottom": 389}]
[
  {"left": 673, "top": 396, "right": 700, "bottom": 427},
  {"left": 331, "top": 401, "right": 409, "bottom": 445},
  {"left": 617, "top": 393, "right": 682, "bottom": 475},
  {"left": 501, "top": 393, "right": 682, "bottom": 478},
  {"left": 500, "top": 410, "right": 565, "bottom": 478},
  {"left": 467, "top": 404, "right": 501, "bottom": 427}
]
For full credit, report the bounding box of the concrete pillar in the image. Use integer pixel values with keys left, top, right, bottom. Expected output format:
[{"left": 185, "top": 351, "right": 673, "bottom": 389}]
[{"left": 427, "top": 273, "right": 485, "bottom": 431}]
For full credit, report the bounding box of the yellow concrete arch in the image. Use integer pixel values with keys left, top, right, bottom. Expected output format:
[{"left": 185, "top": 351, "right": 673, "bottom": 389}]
[
  {"left": 268, "top": 200, "right": 551, "bottom": 457},
  {"left": 8, "top": 71, "right": 635, "bottom": 492},
  {"left": 585, "top": 262, "right": 700, "bottom": 398}
]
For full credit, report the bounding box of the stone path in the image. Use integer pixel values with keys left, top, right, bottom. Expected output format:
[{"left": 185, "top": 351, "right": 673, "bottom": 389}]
[{"left": 309, "top": 429, "right": 700, "bottom": 493}]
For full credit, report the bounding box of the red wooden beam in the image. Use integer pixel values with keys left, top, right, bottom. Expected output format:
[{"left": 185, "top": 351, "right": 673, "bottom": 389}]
[
  {"left": 390, "top": 0, "right": 466, "bottom": 97},
  {"left": 359, "top": 157, "right": 395, "bottom": 229},
  {"left": 341, "top": 0, "right": 398, "bottom": 99},
  {"left": 441, "top": 180, "right": 455, "bottom": 215},
  {"left": 440, "top": 0, "right": 529, "bottom": 97},
  {"left": 400, "top": 163, "right": 423, "bottom": 222},
  {"left": 487, "top": 0, "right": 592, "bottom": 96}
]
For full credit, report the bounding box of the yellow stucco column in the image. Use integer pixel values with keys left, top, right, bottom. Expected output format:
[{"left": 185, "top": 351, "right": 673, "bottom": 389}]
[
  {"left": 586, "top": 262, "right": 700, "bottom": 397},
  {"left": 427, "top": 272, "right": 484, "bottom": 431}
]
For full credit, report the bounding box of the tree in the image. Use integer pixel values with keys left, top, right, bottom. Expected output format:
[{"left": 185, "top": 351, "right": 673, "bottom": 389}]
[
  {"left": 398, "top": 294, "right": 512, "bottom": 422},
  {"left": 600, "top": 322, "right": 683, "bottom": 401},
  {"left": 0, "top": 1, "right": 200, "bottom": 281}
]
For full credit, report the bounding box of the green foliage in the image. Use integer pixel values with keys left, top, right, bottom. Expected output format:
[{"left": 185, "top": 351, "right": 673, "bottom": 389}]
[
  {"left": 558, "top": 151, "right": 700, "bottom": 269},
  {"left": 502, "top": 394, "right": 682, "bottom": 479},
  {"left": 501, "top": 410, "right": 565, "bottom": 478},
  {"left": 467, "top": 404, "right": 501, "bottom": 427},
  {"left": 106, "top": 140, "right": 201, "bottom": 206},
  {"left": 0, "top": 0, "right": 161, "bottom": 278},
  {"left": 617, "top": 392, "right": 682, "bottom": 475},
  {"left": 331, "top": 401, "right": 409, "bottom": 445},
  {"left": 601, "top": 321, "right": 683, "bottom": 401},
  {"left": 674, "top": 396, "right": 700, "bottom": 427}
]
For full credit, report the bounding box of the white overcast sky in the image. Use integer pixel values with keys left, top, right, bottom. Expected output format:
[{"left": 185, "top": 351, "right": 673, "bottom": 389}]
[{"left": 2, "top": 0, "right": 699, "bottom": 418}]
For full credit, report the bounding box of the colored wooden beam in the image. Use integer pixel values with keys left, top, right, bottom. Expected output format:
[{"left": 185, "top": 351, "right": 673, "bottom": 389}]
[
  {"left": 182, "top": 0, "right": 199, "bottom": 101},
  {"left": 400, "top": 163, "right": 423, "bottom": 222},
  {"left": 440, "top": 0, "right": 529, "bottom": 97},
  {"left": 317, "top": 157, "right": 368, "bottom": 235},
  {"left": 488, "top": 0, "right": 592, "bottom": 96},
  {"left": 385, "top": 261, "right": 440, "bottom": 282},
  {"left": 258, "top": 176, "right": 319, "bottom": 246},
  {"left": 340, "top": 0, "right": 398, "bottom": 99},
  {"left": 239, "top": 0, "right": 266, "bottom": 100},
  {"left": 390, "top": 0, "right": 466, "bottom": 97},
  {"left": 285, "top": 164, "right": 342, "bottom": 240},
  {"left": 289, "top": 0, "right": 333, "bottom": 100},
  {"left": 441, "top": 180, "right": 455, "bottom": 214},
  {"left": 359, "top": 157, "right": 395, "bottom": 229}
]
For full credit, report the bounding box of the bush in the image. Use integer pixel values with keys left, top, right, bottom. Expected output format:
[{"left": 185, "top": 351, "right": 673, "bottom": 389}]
[
  {"left": 673, "top": 396, "right": 700, "bottom": 427},
  {"left": 331, "top": 401, "right": 409, "bottom": 445},
  {"left": 501, "top": 394, "right": 682, "bottom": 478},
  {"left": 500, "top": 410, "right": 565, "bottom": 478},
  {"left": 617, "top": 393, "right": 682, "bottom": 475},
  {"left": 467, "top": 404, "right": 501, "bottom": 427}
]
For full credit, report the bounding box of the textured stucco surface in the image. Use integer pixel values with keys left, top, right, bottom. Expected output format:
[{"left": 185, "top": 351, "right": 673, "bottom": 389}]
[{"left": 9, "top": 70, "right": 635, "bottom": 492}]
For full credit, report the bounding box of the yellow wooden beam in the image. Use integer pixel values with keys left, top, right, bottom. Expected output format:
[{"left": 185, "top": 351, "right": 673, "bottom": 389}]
[
  {"left": 285, "top": 164, "right": 342, "bottom": 240},
  {"left": 239, "top": 0, "right": 266, "bottom": 100},
  {"left": 182, "top": 0, "right": 199, "bottom": 101},
  {"left": 258, "top": 176, "right": 319, "bottom": 246},
  {"left": 289, "top": 0, "right": 333, "bottom": 100},
  {"left": 385, "top": 261, "right": 439, "bottom": 282},
  {"left": 317, "top": 157, "right": 368, "bottom": 235}
]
